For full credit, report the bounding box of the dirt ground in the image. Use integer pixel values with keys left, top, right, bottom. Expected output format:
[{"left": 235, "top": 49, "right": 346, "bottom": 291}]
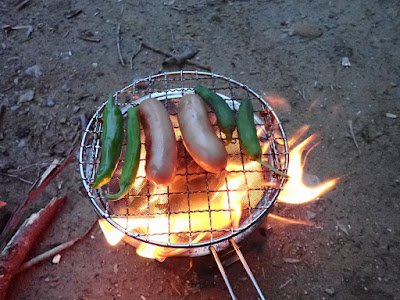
[{"left": 1, "top": 0, "right": 399, "bottom": 299}]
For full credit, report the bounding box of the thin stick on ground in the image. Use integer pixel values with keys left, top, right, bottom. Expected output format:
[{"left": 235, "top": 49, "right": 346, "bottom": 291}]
[
  {"left": 19, "top": 220, "right": 98, "bottom": 272},
  {"left": 141, "top": 42, "right": 211, "bottom": 71},
  {"left": 1, "top": 173, "right": 34, "bottom": 185},
  {"left": 117, "top": 23, "right": 125, "bottom": 66},
  {"left": 0, "top": 196, "right": 67, "bottom": 300},
  {"left": 293, "top": 87, "right": 307, "bottom": 101},
  {"left": 348, "top": 120, "right": 361, "bottom": 154},
  {"left": 130, "top": 43, "right": 143, "bottom": 70}
]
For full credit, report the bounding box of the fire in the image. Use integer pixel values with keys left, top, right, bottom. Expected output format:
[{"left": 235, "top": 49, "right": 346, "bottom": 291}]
[
  {"left": 277, "top": 129, "right": 338, "bottom": 205},
  {"left": 99, "top": 120, "right": 337, "bottom": 260}
]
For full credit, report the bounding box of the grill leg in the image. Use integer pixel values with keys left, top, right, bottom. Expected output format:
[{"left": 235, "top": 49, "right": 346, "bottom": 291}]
[
  {"left": 230, "top": 239, "right": 266, "bottom": 300},
  {"left": 210, "top": 246, "right": 237, "bottom": 300}
]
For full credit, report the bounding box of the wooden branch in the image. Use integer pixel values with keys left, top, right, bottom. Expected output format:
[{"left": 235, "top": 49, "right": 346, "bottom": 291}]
[
  {"left": 0, "top": 143, "right": 79, "bottom": 251},
  {"left": 0, "top": 196, "right": 67, "bottom": 300},
  {"left": 141, "top": 42, "right": 211, "bottom": 71},
  {"left": 19, "top": 220, "right": 98, "bottom": 272}
]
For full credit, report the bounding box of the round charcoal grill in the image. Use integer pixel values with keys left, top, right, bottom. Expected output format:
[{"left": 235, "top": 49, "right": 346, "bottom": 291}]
[{"left": 79, "top": 71, "right": 289, "bottom": 299}]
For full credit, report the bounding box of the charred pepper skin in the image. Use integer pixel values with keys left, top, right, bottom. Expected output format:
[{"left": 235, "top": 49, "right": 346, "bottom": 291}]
[
  {"left": 92, "top": 95, "right": 124, "bottom": 189},
  {"left": 106, "top": 107, "right": 141, "bottom": 200},
  {"left": 194, "top": 85, "right": 236, "bottom": 143},
  {"left": 237, "top": 98, "right": 289, "bottom": 178}
]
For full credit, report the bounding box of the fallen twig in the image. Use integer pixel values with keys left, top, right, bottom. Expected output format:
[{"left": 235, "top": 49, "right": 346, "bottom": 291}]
[
  {"left": 279, "top": 278, "right": 292, "bottom": 289},
  {"left": 0, "top": 143, "right": 79, "bottom": 251},
  {"left": 348, "top": 120, "right": 361, "bottom": 154},
  {"left": 1, "top": 173, "right": 34, "bottom": 185},
  {"left": 293, "top": 87, "right": 307, "bottom": 101},
  {"left": 79, "top": 36, "right": 101, "bottom": 43},
  {"left": 0, "top": 196, "right": 67, "bottom": 300},
  {"left": 130, "top": 43, "right": 143, "bottom": 70},
  {"left": 141, "top": 42, "right": 211, "bottom": 71},
  {"left": 38, "top": 159, "right": 60, "bottom": 186},
  {"left": 117, "top": 24, "right": 125, "bottom": 66},
  {"left": 19, "top": 220, "right": 98, "bottom": 272},
  {"left": 16, "top": 0, "right": 32, "bottom": 10}
]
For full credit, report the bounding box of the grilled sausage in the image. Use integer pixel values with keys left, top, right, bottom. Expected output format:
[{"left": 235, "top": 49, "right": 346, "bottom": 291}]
[
  {"left": 138, "top": 98, "right": 177, "bottom": 186},
  {"left": 178, "top": 94, "right": 228, "bottom": 173}
]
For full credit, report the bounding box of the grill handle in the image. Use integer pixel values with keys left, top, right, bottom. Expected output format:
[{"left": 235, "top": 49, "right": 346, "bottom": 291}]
[{"left": 210, "top": 240, "right": 266, "bottom": 300}]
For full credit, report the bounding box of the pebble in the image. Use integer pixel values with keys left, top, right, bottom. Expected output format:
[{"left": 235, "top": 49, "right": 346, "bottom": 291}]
[
  {"left": 341, "top": 57, "right": 351, "bottom": 67},
  {"left": 325, "top": 288, "right": 335, "bottom": 296},
  {"left": 18, "top": 90, "right": 35, "bottom": 103},
  {"left": 52, "top": 254, "right": 61, "bottom": 264},
  {"left": 306, "top": 210, "right": 317, "bottom": 219},
  {"left": 17, "top": 139, "right": 26, "bottom": 148},
  {"left": 25, "top": 65, "right": 43, "bottom": 77},
  {"left": 59, "top": 117, "right": 67, "bottom": 124},
  {"left": 46, "top": 97, "right": 55, "bottom": 107},
  {"left": 292, "top": 20, "right": 323, "bottom": 39},
  {"left": 10, "top": 105, "right": 21, "bottom": 111},
  {"left": 72, "top": 105, "right": 80, "bottom": 113},
  {"left": 62, "top": 83, "right": 71, "bottom": 92},
  {"left": 385, "top": 113, "right": 397, "bottom": 119}
]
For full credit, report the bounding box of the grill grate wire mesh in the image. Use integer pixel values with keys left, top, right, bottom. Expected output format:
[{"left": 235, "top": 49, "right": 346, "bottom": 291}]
[{"left": 79, "top": 71, "right": 289, "bottom": 249}]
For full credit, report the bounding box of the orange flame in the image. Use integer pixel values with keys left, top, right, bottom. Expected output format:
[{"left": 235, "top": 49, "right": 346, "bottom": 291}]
[
  {"left": 277, "top": 132, "right": 337, "bottom": 205},
  {"left": 99, "top": 121, "right": 337, "bottom": 259}
]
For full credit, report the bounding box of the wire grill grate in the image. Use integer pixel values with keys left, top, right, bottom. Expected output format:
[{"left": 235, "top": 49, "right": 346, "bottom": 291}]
[{"left": 79, "top": 71, "right": 289, "bottom": 249}]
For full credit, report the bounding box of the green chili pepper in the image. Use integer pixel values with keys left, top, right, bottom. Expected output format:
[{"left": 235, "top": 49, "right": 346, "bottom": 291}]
[
  {"left": 106, "top": 107, "right": 141, "bottom": 201},
  {"left": 194, "top": 85, "right": 236, "bottom": 143},
  {"left": 93, "top": 95, "right": 124, "bottom": 189},
  {"left": 237, "top": 98, "right": 289, "bottom": 178}
]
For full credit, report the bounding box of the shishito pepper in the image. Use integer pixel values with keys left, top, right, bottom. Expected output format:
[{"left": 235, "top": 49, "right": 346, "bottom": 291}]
[
  {"left": 106, "top": 107, "right": 141, "bottom": 200},
  {"left": 194, "top": 85, "right": 236, "bottom": 143},
  {"left": 237, "top": 98, "right": 289, "bottom": 178},
  {"left": 92, "top": 95, "right": 124, "bottom": 189}
]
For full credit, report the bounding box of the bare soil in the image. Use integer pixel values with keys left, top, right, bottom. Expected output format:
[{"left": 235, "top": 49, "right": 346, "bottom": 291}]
[{"left": 1, "top": 0, "right": 399, "bottom": 299}]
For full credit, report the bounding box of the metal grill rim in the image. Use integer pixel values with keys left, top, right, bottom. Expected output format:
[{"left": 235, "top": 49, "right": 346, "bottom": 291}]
[{"left": 79, "top": 71, "right": 289, "bottom": 249}]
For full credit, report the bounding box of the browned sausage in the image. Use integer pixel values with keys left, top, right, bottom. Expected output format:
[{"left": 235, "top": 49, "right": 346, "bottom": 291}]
[
  {"left": 178, "top": 94, "right": 228, "bottom": 173},
  {"left": 138, "top": 98, "right": 177, "bottom": 186}
]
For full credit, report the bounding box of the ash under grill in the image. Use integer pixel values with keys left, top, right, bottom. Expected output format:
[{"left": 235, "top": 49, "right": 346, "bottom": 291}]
[{"left": 79, "top": 71, "right": 289, "bottom": 252}]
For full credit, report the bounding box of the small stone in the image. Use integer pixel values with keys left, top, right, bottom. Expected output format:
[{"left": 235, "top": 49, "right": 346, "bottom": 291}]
[
  {"left": 62, "top": 83, "right": 70, "bottom": 92},
  {"left": 10, "top": 105, "right": 21, "bottom": 111},
  {"left": 52, "top": 254, "right": 61, "bottom": 264},
  {"left": 46, "top": 97, "right": 55, "bottom": 107},
  {"left": 17, "top": 139, "right": 26, "bottom": 148},
  {"left": 59, "top": 117, "right": 67, "bottom": 124},
  {"left": 92, "top": 62, "right": 98, "bottom": 68},
  {"left": 18, "top": 90, "right": 34, "bottom": 103},
  {"left": 25, "top": 65, "right": 43, "bottom": 77},
  {"left": 341, "top": 57, "right": 351, "bottom": 68},
  {"left": 292, "top": 20, "right": 323, "bottom": 39},
  {"left": 385, "top": 113, "right": 397, "bottom": 119},
  {"left": 140, "top": 296, "right": 146, "bottom": 300},
  {"left": 325, "top": 288, "right": 335, "bottom": 295},
  {"left": 72, "top": 105, "right": 80, "bottom": 113},
  {"left": 306, "top": 211, "right": 317, "bottom": 219},
  {"left": 209, "top": 13, "right": 223, "bottom": 23}
]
